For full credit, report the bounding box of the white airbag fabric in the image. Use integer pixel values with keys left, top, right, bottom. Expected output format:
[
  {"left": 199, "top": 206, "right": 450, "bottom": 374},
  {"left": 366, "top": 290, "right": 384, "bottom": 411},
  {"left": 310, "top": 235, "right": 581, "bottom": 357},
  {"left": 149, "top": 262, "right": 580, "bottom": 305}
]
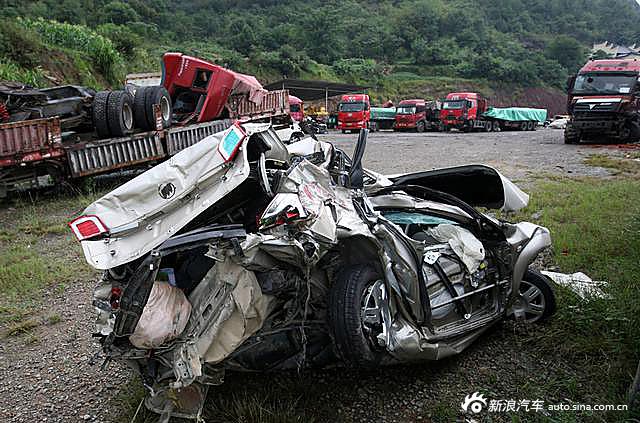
[
  {"left": 130, "top": 281, "right": 192, "bottom": 349},
  {"left": 428, "top": 224, "right": 485, "bottom": 272}
]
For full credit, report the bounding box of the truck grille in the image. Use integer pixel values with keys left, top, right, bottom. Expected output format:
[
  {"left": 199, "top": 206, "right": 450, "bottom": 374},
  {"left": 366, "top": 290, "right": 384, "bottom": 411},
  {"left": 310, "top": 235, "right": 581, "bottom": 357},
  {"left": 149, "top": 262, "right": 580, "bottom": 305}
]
[{"left": 573, "top": 102, "right": 619, "bottom": 113}]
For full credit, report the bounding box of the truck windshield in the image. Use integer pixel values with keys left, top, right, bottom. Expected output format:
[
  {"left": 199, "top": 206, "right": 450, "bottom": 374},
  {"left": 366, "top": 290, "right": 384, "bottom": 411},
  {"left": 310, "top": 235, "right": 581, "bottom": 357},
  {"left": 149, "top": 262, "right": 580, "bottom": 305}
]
[
  {"left": 290, "top": 104, "right": 301, "bottom": 112},
  {"left": 442, "top": 100, "right": 465, "bottom": 110},
  {"left": 339, "top": 102, "right": 366, "bottom": 112},
  {"left": 396, "top": 106, "right": 417, "bottom": 114},
  {"left": 573, "top": 73, "right": 637, "bottom": 95}
]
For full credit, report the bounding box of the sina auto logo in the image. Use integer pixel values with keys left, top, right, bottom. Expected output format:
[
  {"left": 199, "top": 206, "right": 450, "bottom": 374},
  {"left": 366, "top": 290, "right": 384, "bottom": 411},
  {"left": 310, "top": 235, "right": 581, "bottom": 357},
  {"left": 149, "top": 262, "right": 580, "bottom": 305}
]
[
  {"left": 461, "top": 392, "right": 487, "bottom": 414},
  {"left": 158, "top": 182, "right": 176, "bottom": 199}
]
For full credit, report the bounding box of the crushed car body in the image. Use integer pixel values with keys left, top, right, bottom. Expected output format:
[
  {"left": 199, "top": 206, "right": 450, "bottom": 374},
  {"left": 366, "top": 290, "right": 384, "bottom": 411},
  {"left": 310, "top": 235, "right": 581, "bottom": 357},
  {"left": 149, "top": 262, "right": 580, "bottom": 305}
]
[{"left": 70, "top": 124, "right": 556, "bottom": 421}]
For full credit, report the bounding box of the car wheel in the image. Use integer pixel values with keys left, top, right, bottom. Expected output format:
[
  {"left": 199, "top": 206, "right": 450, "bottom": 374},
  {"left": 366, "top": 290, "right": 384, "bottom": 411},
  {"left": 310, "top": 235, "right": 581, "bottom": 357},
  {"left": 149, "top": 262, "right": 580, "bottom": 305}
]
[
  {"left": 329, "top": 265, "right": 386, "bottom": 367},
  {"left": 92, "top": 91, "right": 111, "bottom": 138},
  {"left": 416, "top": 121, "right": 426, "bottom": 133},
  {"left": 133, "top": 87, "right": 150, "bottom": 130},
  {"left": 107, "top": 90, "right": 134, "bottom": 137},
  {"left": 144, "top": 86, "right": 172, "bottom": 130},
  {"left": 519, "top": 269, "right": 556, "bottom": 323}
]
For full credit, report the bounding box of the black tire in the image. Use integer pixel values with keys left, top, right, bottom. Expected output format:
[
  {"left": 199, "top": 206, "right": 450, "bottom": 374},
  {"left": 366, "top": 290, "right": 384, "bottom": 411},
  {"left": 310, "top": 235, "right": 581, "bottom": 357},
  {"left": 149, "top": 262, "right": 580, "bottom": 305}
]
[
  {"left": 492, "top": 120, "right": 501, "bottom": 132},
  {"left": 133, "top": 86, "right": 150, "bottom": 130},
  {"left": 144, "top": 86, "right": 172, "bottom": 130},
  {"left": 107, "top": 90, "right": 134, "bottom": 137},
  {"left": 416, "top": 121, "right": 426, "bottom": 133},
  {"left": 329, "top": 265, "right": 386, "bottom": 367},
  {"left": 564, "top": 123, "right": 580, "bottom": 144},
  {"left": 519, "top": 269, "right": 556, "bottom": 323},
  {"left": 529, "top": 121, "right": 537, "bottom": 131},
  {"left": 341, "top": 130, "right": 347, "bottom": 134},
  {"left": 92, "top": 91, "right": 111, "bottom": 138},
  {"left": 520, "top": 121, "right": 528, "bottom": 131}
]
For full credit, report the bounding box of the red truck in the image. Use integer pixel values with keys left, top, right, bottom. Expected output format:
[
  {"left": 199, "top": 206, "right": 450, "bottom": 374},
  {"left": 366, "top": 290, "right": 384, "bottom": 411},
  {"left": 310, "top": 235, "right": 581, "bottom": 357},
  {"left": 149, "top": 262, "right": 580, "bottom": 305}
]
[
  {"left": 440, "top": 92, "right": 493, "bottom": 132},
  {"left": 439, "top": 92, "right": 543, "bottom": 132},
  {"left": 337, "top": 94, "right": 370, "bottom": 133},
  {"left": 394, "top": 99, "right": 440, "bottom": 132},
  {"left": 0, "top": 53, "right": 290, "bottom": 196},
  {"left": 565, "top": 59, "right": 640, "bottom": 144},
  {"left": 288, "top": 95, "right": 304, "bottom": 122}
]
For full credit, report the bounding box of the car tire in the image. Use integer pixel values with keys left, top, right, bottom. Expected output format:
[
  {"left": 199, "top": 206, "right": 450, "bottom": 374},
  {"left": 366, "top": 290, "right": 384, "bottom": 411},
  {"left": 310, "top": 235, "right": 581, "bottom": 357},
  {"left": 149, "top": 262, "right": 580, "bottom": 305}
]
[
  {"left": 92, "top": 91, "right": 111, "bottom": 138},
  {"left": 106, "top": 90, "right": 134, "bottom": 137},
  {"left": 133, "top": 86, "right": 150, "bottom": 130},
  {"left": 519, "top": 269, "right": 556, "bottom": 323},
  {"left": 329, "top": 265, "right": 386, "bottom": 367},
  {"left": 144, "top": 86, "right": 172, "bottom": 130}
]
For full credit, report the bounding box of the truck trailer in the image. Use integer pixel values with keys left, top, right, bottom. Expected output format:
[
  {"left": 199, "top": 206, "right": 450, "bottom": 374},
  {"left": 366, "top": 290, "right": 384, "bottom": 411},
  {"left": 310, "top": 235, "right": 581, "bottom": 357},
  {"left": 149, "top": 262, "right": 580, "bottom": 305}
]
[
  {"left": 564, "top": 59, "right": 640, "bottom": 144},
  {"left": 0, "top": 53, "right": 290, "bottom": 196},
  {"left": 439, "top": 92, "right": 546, "bottom": 132}
]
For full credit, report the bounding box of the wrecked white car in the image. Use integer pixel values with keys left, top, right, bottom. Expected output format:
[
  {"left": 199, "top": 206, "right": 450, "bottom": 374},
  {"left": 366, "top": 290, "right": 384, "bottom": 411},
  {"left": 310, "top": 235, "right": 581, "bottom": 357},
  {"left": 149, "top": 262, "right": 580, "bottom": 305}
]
[{"left": 70, "top": 124, "right": 556, "bottom": 420}]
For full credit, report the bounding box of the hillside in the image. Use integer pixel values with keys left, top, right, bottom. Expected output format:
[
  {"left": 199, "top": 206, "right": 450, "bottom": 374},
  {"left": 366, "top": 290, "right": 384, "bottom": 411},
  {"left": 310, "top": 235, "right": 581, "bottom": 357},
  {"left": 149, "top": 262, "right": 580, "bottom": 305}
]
[{"left": 2, "top": 0, "right": 640, "bottom": 111}]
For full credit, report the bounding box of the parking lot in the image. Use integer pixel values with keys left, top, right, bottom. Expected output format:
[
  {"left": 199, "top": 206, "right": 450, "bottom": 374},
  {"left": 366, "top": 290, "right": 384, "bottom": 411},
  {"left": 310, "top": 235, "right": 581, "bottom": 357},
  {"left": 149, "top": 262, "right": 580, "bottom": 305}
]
[
  {"left": 324, "top": 128, "right": 614, "bottom": 181},
  {"left": 0, "top": 126, "right": 636, "bottom": 423}
]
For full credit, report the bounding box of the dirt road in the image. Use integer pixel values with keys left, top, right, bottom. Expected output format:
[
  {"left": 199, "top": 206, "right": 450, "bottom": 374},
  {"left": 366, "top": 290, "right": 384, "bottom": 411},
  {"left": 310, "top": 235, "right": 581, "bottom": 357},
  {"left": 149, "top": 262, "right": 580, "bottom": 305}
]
[{"left": 0, "top": 128, "right": 630, "bottom": 422}]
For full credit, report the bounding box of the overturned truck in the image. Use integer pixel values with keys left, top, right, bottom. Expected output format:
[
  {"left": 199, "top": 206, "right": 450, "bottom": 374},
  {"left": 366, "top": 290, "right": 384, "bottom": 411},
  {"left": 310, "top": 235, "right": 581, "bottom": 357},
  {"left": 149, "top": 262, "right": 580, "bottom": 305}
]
[{"left": 71, "top": 126, "right": 556, "bottom": 420}]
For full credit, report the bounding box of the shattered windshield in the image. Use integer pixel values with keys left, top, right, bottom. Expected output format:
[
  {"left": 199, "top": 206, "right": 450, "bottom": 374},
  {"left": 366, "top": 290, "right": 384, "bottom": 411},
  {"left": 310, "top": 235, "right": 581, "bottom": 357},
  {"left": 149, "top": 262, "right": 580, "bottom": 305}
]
[
  {"left": 442, "top": 100, "right": 465, "bottom": 110},
  {"left": 396, "top": 106, "right": 417, "bottom": 114},
  {"left": 572, "top": 73, "right": 637, "bottom": 95},
  {"left": 339, "top": 102, "right": 366, "bottom": 112}
]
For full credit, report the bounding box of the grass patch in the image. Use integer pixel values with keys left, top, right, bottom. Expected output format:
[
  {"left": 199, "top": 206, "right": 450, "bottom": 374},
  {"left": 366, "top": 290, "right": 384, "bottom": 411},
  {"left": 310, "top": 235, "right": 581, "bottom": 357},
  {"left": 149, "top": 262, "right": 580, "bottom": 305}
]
[
  {"left": 584, "top": 154, "right": 640, "bottom": 176},
  {"left": 5, "top": 317, "right": 40, "bottom": 336},
  {"left": 507, "top": 176, "right": 640, "bottom": 420}
]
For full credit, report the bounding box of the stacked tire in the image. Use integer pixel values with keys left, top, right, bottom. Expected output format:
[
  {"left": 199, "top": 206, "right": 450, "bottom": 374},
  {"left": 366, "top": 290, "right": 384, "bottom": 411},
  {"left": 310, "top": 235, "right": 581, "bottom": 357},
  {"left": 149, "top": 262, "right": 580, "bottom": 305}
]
[{"left": 92, "top": 86, "right": 172, "bottom": 138}]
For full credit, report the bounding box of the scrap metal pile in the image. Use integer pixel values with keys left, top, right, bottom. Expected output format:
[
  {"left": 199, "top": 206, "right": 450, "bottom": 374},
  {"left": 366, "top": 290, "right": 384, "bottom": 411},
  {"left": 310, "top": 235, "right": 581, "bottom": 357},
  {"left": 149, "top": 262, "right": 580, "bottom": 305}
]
[{"left": 70, "top": 125, "right": 556, "bottom": 421}]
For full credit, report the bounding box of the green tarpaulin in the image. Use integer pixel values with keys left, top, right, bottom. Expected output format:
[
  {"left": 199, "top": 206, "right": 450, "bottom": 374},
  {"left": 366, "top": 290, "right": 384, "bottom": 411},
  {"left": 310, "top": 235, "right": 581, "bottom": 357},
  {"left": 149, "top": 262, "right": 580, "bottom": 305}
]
[
  {"left": 483, "top": 107, "right": 547, "bottom": 123},
  {"left": 371, "top": 107, "right": 396, "bottom": 120}
]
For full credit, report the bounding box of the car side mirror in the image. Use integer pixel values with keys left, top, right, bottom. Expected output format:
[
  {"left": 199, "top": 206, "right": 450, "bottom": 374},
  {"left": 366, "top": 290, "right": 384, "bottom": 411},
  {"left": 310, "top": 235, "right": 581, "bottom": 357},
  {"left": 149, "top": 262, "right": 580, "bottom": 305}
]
[{"left": 349, "top": 129, "right": 368, "bottom": 189}]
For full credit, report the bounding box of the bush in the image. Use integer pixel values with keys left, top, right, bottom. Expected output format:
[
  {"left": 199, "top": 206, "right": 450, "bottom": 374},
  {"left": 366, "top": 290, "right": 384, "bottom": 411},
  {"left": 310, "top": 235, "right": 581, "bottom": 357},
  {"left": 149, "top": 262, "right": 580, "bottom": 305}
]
[
  {"left": 18, "top": 18, "right": 124, "bottom": 84},
  {"left": 332, "top": 58, "right": 382, "bottom": 84},
  {"left": 0, "top": 21, "right": 45, "bottom": 68},
  {"left": 97, "top": 23, "right": 142, "bottom": 57}
]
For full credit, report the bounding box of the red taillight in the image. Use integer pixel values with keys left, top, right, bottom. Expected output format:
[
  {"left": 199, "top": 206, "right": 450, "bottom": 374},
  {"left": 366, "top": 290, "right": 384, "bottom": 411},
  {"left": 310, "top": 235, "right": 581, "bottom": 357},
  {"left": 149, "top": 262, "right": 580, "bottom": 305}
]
[{"left": 68, "top": 215, "right": 108, "bottom": 241}]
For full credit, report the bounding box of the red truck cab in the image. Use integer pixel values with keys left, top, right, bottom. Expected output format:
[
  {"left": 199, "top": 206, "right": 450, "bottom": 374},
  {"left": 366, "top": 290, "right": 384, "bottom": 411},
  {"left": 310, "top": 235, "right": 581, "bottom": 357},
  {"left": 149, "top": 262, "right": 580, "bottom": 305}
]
[
  {"left": 440, "top": 92, "right": 488, "bottom": 131},
  {"left": 337, "top": 94, "right": 370, "bottom": 132},
  {"left": 289, "top": 95, "right": 304, "bottom": 122},
  {"left": 162, "top": 52, "right": 265, "bottom": 123},
  {"left": 394, "top": 99, "right": 427, "bottom": 132},
  {"left": 565, "top": 59, "right": 640, "bottom": 143}
]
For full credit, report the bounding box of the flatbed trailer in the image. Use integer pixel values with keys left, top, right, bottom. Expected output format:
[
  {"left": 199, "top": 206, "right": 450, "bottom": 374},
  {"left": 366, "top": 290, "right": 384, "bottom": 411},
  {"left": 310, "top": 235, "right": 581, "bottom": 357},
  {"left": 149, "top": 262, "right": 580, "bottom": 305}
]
[{"left": 0, "top": 89, "right": 289, "bottom": 196}]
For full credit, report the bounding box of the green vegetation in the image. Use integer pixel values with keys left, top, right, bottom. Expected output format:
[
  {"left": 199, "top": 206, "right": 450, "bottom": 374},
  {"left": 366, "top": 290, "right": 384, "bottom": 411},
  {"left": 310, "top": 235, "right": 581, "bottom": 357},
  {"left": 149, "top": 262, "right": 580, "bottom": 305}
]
[
  {"left": 1, "top": 0, "right": 639, "bottom": 93},
  {"left": 584, "top": 153, "right": 640, "bottom": 176},
  {"left": 507, "top": 176, "right": 640, "bottom": 421}
]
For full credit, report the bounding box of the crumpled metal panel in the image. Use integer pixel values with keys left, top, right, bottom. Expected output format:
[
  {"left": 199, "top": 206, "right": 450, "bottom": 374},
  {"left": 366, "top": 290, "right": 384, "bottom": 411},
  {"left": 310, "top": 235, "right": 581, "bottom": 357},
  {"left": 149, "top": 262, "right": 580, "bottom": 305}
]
[
  {"left": 166, "top": 119, "right": 233, "bottom": 156},
  {"left": 66, "top": 132, "right": 165, "bottom": 177}
]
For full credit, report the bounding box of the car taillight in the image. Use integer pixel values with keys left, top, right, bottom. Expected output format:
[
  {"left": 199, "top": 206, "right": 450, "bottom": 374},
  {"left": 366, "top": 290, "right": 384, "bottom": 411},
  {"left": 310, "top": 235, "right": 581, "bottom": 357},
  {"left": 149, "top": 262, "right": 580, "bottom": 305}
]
[{"left": 69, "top": 215, "right": 109, "bottom": 241}]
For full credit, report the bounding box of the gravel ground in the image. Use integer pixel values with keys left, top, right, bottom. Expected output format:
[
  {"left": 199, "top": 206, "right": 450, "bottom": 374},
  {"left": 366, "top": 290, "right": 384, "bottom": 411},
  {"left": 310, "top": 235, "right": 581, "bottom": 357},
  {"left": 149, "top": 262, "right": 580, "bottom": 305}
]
[
  {"left": 0, "top": 128, "right": 630, "bottom": 423},
  {"left": 322, "top": 127, "right": 618, "bottom": 181}
]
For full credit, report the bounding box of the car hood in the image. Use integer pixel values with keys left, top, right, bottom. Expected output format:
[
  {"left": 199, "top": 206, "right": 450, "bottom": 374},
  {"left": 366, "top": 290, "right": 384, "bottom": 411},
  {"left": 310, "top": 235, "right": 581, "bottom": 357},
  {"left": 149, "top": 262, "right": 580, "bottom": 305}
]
[{"left": 388, "top": 164, "right": 529, "bottom": 211}]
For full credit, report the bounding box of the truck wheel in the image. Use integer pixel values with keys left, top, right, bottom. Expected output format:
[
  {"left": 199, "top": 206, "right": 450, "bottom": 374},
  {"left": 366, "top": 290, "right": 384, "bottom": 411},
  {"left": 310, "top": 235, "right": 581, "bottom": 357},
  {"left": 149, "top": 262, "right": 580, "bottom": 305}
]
[
  {"left": 564, "top": 123, "right": 580, "bottom": 144},
  {"left": 107, "top": 90, "right": 134, "bottom": 137},
  {"left": 520, "top": 121, "right": 528, "bottom": 131},
  {"left": 416, "top": 121, "right": 426, "bottom": 133},
  {"left": 92, "top": 91, "right": 111, "bottom": 138},
  {"left": 341, "top": 130, "right": 347, "bottom": 134},
  {"left": 329, "top": 265, "right": 386, "bottom": 367},
  {"left": 492, "top": 121, "right": 501, "bottom": 132},
  {"left": 133, "top": 87, "right": 150, "bottom": 130},
  {"left": 144, "top": 86, "right": 172, "bottom": 130}
]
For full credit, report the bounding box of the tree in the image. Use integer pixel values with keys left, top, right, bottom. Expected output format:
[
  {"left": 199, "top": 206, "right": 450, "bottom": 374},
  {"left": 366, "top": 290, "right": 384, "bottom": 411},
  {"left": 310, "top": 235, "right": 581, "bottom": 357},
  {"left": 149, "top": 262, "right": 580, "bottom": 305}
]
[
  {"left": 101, "top": 1, "right": 140, "bottom": 25},
  {"left": 545, "top": 35, "right": 586, "bottom": 73}
]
